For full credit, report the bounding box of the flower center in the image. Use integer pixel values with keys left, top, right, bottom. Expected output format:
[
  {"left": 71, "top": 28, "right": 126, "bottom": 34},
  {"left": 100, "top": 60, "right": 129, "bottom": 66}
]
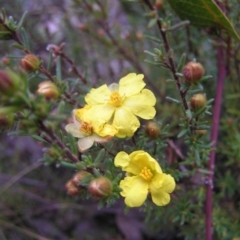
[
  {"left": 80, "top": 121, "right": 93, "bottom": 135},
  {"left": 139, "top": 167, "right": 153, "bottom": 181},
  {"left": 108, "top": 91, "right": 122, "bottom": 107}
]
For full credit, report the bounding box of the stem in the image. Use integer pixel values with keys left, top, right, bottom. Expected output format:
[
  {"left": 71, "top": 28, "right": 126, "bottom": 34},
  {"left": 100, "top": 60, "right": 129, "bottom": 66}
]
[
  {"left": 38, "top": 121, "right": 79, "bottom": 163},
  {"left": 205, "top": 43, "right": 226, "bottom": 240},
  {"left": 142, "top": 0, "right": 189, "bottom": 111}
]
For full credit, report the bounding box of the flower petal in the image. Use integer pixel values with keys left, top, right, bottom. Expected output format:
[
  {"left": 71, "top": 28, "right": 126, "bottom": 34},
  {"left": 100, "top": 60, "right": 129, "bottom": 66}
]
[
  {"left": 120, "top": 176, "right": 148, "bottom": 207},
  {"left": 86, "top": 105, "right": 115, "bottom": 123},
  {"left": 150, "top": 173, "right": 176, "bottom": 206},
  {"left": 92, "top": 134, "right": 113, "bottom": 143},
  {"left": 108, "top": 83, "right": 119, "bottom": 91},
  {"left": 85, "top": 84, "right": 111, "bottom": 105},
  {"left": 123, "top": 89, "right": 156, "bottom": 119},
  {"left": 126, "top": 151, "right": 162, "bottom": 175},
  {"left": 113, "top": 107, "right": 140, "bottom": 138},
  {"left": 114, "top": 151, "right": 131, "bottom": 169},
  {"left": 119, "top": 73, "right": 146, "bottom": 97},
  {"left": 65, "top": 123, "right": 86, "bottom": 138},
  {"left": 78, "top": 137, "right": 94, "bottom": 152},
  {"left": 97, "top": 123, "right": 118, "bottom": 137}
]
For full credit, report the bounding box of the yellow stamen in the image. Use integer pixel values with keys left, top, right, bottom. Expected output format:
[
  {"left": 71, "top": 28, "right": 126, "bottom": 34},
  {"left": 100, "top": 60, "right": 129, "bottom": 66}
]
[
  {"left": 139, "top": 167, "right": 153, "bottom": 181},
  {"left": 108, "top": 91, "right": 122, "bottom": 107},
  {"left": 80, "top": 121, "right": 93, "bottom": 134}
]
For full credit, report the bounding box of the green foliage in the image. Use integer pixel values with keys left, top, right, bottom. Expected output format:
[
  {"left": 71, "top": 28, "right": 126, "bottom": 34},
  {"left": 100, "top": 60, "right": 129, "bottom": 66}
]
[{"left": 0, "top": 1, "right": 240, "bottom": 240}]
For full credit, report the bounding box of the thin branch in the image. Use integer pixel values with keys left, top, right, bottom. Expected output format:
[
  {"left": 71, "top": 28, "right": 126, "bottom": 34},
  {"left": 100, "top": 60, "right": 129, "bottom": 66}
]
[
  {"left": 143, "top": 0, "right": 189, "bottom": 112},
  {"left": 38, "top": 121, "right": 79, "bottom": 163}
]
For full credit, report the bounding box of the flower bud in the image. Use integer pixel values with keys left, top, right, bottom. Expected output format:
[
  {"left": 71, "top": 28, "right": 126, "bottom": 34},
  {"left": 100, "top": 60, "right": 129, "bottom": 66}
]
[
  {"left": 65, "top": 180, "right": 80, "bottom": 196},
  {"left": 145, "top": 121, "right": 160, "bottom": 139},
  {"left": 155, "top": 0, "right": 163, "bottom": 9},
  {"left": 190, "top": 93, "right": 207, "bottom": 111},
  {"left": 88, "top": 176, "right": 112, "bottom": 198},
  {"left": 20, "top": 54, "right": 40, "bottom": 72},
  {"left": 195, "top": 129, "right": 207, "bottom": 136},
  {"left": 183, "top": 62, "right": 205, "bottom": 84},
  {"left": 2, "top": 57, "right": 10, "bottom": 65},
  {"left": 0, "top": 70, "right": 21, "bottom": 95},
  {"left": 72, "top": 171, "right": 91, "bottom": 186},
  {"left": 36, "top": 81, "right": 60, "bottom": 100}
]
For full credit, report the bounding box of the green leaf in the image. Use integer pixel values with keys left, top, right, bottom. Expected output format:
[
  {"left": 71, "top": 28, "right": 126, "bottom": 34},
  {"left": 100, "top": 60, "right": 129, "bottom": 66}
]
[
  {"left": 144, "top": 34, "right": 162, "bottom": 43},
  {"left": 176, "top": 53, "right": 186, "bottom": 72},
  {"left": 31, "top": 135, "right": 49, "bottom": 143},
  {"left": 148, "top": 18, "right": 158, "bottom": 28},
  {"left": 177, "top": 128, "right": 188, "bottom": 138},
  {"left": 20, "top": 27, "right": 30, "bottom": 50},
  {"left": 168, "top": 0, "right": 240, "bottom": 41},
  {"left": 16, "top": 11, "right": 28, "bottom": 30}
]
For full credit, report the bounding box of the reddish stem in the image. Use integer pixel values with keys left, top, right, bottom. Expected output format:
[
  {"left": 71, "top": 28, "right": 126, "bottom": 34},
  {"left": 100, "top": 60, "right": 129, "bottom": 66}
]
[{"left": 205, "top": 43, "right": 226, "bottom": 240}]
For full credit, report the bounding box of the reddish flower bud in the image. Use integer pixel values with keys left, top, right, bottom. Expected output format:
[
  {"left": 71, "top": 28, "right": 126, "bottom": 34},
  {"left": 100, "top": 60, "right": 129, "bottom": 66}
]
[
  {"left": 0, "top": 70, "right": 21, "bottom": 95},
  {"left": 20, "top": 54, "right": 40, "bottom": 72},
  {"left": 65, "top": 180, "right": 80, "bottom": 196},
  {"left": 36, "top": 81, "right": 60, "bottom": 100},
  {"left": 155, "top": 0, "right": 163, "bottom": 9},
  {"left": 145, "top": 121, "right": 160, "bottom": 139},
  {"left": 190, "top": 93, "right": 207, "bottom": 111},
  {"left": 72, "top": 171, "right": 91, "bottom": 186},
  {"left": 2, "top": 57, "right": 10, "bottom": 65},
  {"left": 88, "top": 176, "right": 112, "bottom": 198},
  {"left": 183, "top": 62, "right": 205, "bottom": 84},
  {"left": 195, "top": 129, "right": 207, "bottom": 136}
]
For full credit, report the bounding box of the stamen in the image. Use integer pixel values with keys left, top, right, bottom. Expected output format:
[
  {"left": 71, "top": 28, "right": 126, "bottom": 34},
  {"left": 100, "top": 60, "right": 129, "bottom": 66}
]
[
  {"left": 139, "top": 167, "right": 153, "bottom": 181},
  {"left": 108, "top": 91, "right": 122, "bottom": 107},
  {"left": 80, "top": 121, "right": 93, "bottom": 134}
]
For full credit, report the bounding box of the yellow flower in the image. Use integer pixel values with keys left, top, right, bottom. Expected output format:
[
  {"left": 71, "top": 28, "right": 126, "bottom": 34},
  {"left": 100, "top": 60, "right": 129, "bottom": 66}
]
[
  {"left": 65, "top": 106, "right": 117, "bottom": 152},
  {"left": 114, "top": 150, "right": 175, "bottom": 207},
  {"left": 84, "top": 73, "right": 156, "bottom": 138}
]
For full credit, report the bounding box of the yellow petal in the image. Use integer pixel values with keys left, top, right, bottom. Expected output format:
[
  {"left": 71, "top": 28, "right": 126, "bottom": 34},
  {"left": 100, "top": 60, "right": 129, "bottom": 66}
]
[
  {"left": 150, "top": 173, "right": 175, "bottom": 206},
  {"left": 85, "top": 105, "right": 115, "bottom": 124},
  {"left": 65, "top": 123, "right": 86, "bottom": 138},
  {"left": 92, "top": 133, "right": 113, "bottom": 143},
  {"left": 78, "top": 137, "right": 94, "bottom": 152},
  {"left": 127, "top": 151, "right": 162, "bottom": 174},
  {"left": 119, "top": 73, "right": 146, "bottom": 97},
  {"left": 114, "top": 151, "right": 131, "bottom": 169},
  {"left": 85, "top": 84, "right": 111, "bottom": 105},
  {"left": 120, "top": 176, "right": 148, "bottom": 207},
  {"left": 123, "top": 89, "right": 156, "bottom": 119},
  {"left": 113, "top": 107, "right": 140, "bottom": 138},
  {"left": 97, "top": 123, "right": 118, "bottom": 137}
]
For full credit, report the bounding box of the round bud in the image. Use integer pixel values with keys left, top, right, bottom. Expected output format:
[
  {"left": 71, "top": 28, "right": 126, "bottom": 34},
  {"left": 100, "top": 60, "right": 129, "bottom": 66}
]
[
  {"left": 136, "top": 31, "right": 143, "bottom": 41},
  {"left": 36, "top": 81, "right": 60, "bottom": 100},
  {"left": 190, "top": 93, "right": 207, "bottom": 111},
  {"left": 195, "top": 129, "right": 207, "bottom": 136},
  {"left": 145, "top": 121, "right": 160, "bottom": 139},
  {"left": 88, "top": 176, "right": 112, "bottom": 198},
  {"left": 155, "top": 0, "right": 163, "bottom": 9},
  {"left": 78, "top": 23, "right": 87, "bottom": 31},
  {"left": 2, "top": 57, "right": 10, "bottom": 65},
  {"left": 183, "top": 62, "right": 205, "bottom": 84},
  {"left": 0, "top": 70, "right": 21, "bottom": 95},
  {"left": 72, "top": 171, "right": 91, "bottom": 186},
  {"left": 20, "top": 54, "right": 40, "bottom": 72},
  {"left": 65, "top": 180, "right": 80, "bottom": 196}
]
